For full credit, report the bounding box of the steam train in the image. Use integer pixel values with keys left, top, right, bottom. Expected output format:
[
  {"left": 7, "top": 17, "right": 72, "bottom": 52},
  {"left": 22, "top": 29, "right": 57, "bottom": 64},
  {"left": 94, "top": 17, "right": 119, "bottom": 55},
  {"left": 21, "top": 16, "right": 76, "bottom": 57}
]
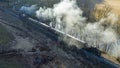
[
  {"left": 19, "top": 12, "right": 59, "bottom": 41},
  {"left": 19, "top": 12, "right": 105, "bottom": 57},
  {"left": 19, "top": 9, "right": 87, "bottom": 48}
]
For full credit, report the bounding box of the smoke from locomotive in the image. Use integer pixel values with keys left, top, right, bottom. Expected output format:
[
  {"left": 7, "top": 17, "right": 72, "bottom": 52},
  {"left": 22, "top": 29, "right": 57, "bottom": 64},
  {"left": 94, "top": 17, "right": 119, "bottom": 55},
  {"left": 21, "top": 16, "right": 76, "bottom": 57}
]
[{"left": 20, "top": 0, "right": 120, "bottom": 58}]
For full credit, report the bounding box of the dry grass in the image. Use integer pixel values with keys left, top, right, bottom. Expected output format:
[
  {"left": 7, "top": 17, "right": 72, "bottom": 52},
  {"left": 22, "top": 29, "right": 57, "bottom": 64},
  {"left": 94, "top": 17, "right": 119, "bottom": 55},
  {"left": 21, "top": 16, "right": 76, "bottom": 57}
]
[
  {"left": 104, "top": 0, "right": 120, "bottom": 15},
  {"left": 90, "top": 0, "right": 120, "bottom": 35},
  {"left": 96, "top": 0, "right": 120, "bottom": 15},
  {"left": 91, "top": 4, "right": 112, "bottom": 21}
]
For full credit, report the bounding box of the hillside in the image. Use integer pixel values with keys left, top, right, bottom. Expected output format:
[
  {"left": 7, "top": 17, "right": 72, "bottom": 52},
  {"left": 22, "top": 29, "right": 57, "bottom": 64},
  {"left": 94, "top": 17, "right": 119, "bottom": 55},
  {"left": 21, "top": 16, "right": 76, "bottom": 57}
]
[
  {"left": 0, "top": 0, "right": 120, "bottom": 68},
  {"left": 0, "top": 5, "right": 119, "bottom": 68}
]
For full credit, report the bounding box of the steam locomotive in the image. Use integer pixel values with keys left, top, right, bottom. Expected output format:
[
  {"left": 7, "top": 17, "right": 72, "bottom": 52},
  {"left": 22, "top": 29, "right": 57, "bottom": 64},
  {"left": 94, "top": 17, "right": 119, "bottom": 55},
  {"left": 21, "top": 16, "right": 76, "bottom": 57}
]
[{"left": 19, "top": 7, "right": 87, "bottom": 49}]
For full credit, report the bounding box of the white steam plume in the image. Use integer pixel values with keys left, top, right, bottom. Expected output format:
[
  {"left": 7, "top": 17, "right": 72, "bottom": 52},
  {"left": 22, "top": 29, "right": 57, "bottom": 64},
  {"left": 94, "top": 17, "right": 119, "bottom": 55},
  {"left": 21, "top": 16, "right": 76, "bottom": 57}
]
[
  {"left": 35, "top": 0, "right": 120, "bottom": 57},
  {"left": 36, "top": 0, "right": 86, "bottom": 33},
  {"left": 53, "top": 0, "right": 86, "bottom": 33},
  {"left": 36, "top": 7, "right": 54, "bottom": 21},
  {"left": 21, "top": 0, "right": 120, "bottom": 58},
  {"left": 20, "top": 5, "right": 37, "bottom": 15},
  {"left": 106, "top": 13, "right": 118, "bottom": 25}
]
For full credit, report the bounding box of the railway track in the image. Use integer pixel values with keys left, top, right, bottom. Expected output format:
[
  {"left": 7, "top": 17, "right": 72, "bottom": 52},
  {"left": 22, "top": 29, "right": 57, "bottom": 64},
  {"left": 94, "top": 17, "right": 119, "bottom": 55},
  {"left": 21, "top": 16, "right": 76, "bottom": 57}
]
[
  {"left": 18, "top": 11, "right": 120, "bottom": 67},
  {"left": 26, "top": 17, "right": 86, "bottom": 47}
]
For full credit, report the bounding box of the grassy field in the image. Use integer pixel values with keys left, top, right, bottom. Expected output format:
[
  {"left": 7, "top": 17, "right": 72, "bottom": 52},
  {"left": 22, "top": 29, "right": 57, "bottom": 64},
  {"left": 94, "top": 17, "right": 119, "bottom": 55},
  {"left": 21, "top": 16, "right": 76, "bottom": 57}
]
[
  {"left": 0, "top": 58, "right": 26, "bottom": 68},
  {"left": 9, "top": 0, "right": 60, "bottom": 7},
  {"left": 0, "top": 24, "right": 14, "bottom": 45}
]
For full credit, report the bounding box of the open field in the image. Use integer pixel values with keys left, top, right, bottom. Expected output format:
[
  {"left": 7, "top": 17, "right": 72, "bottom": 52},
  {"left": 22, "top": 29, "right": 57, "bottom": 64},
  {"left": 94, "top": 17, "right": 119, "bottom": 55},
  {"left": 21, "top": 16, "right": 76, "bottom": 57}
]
[
  {"left": 0, "top": 58, "right": 25, "bottom": 68},
  {"left": 0, "top": 23, "right": 14, "bottom": 45}
]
